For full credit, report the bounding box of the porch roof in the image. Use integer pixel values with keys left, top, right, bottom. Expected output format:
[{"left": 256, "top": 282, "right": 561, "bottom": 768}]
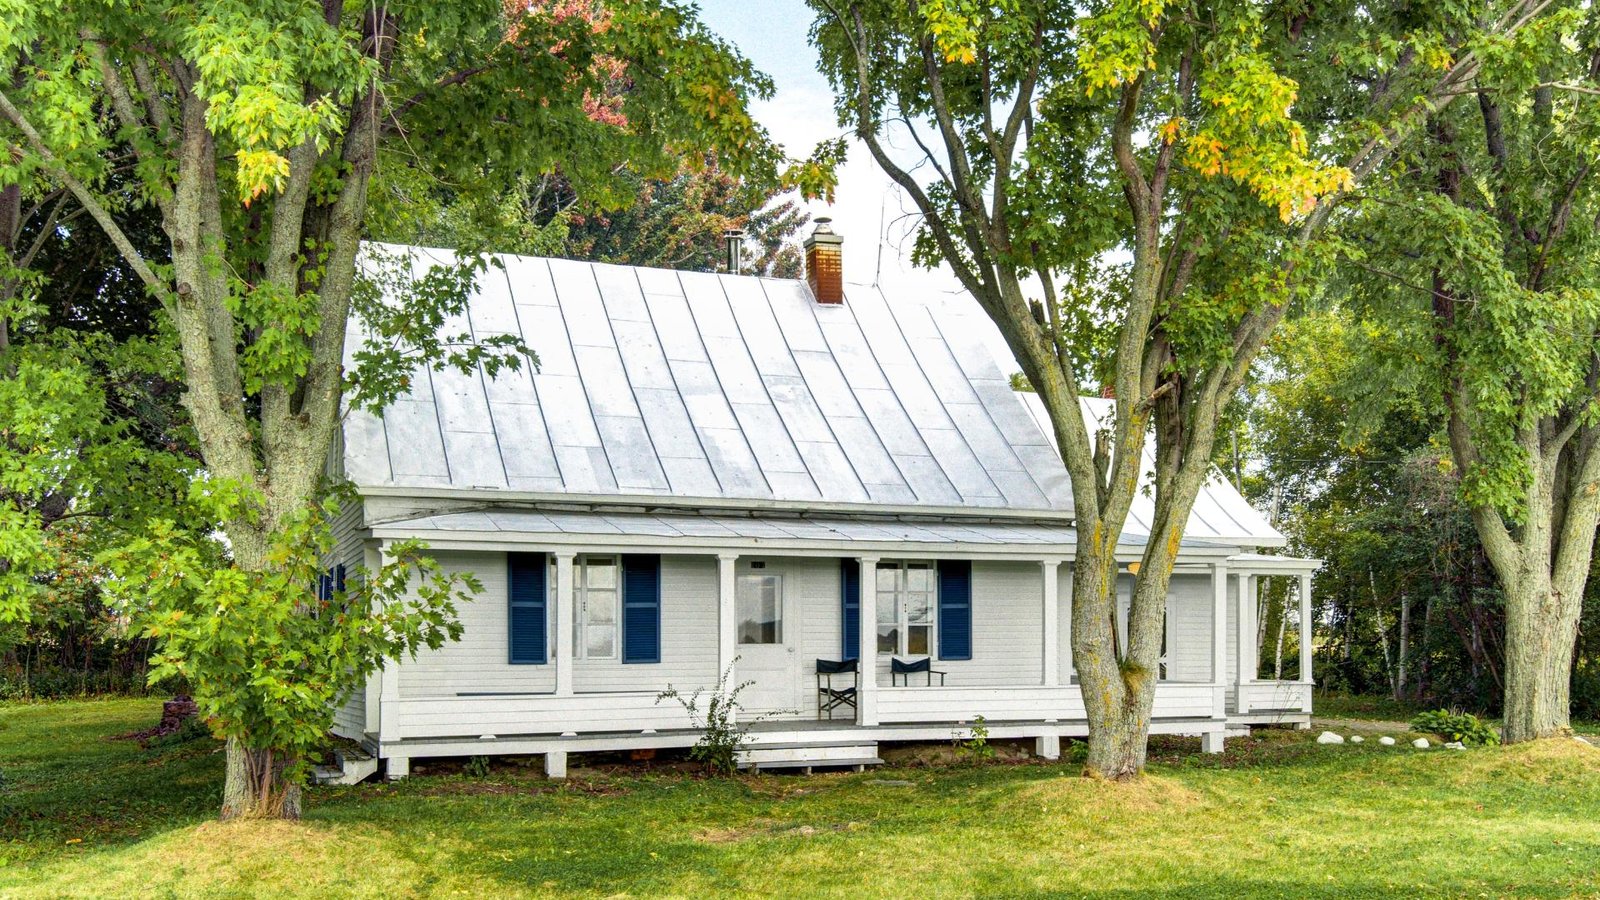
[
  {"left": 371, "top": 508, "right": 1245, "bottom": 560},
  {"left": 1226, "top": 552, "right": 1322, "bottom": 573},
  {"left": 375, "top": 508, "right": 1076, "bottom": 545}
]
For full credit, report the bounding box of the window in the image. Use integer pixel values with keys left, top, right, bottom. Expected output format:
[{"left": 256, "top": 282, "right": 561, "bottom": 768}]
[
  {"left": 573, "top": 555, "right": 619, "bottom": 660},
  {"left": 876, "top": 561, "right": 934, "bottom": 656},
  {"left": 737, "top": 574, "right": 782, "bottom": 644}
]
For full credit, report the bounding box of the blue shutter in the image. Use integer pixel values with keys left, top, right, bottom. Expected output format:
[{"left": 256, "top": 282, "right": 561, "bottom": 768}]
[
  {"left": 840, "top": 559, "right": 860, "bottom": 660},
  {"left": 622, "top": 554, "right": 661, "bottom": 664},
  {"left": 334, "top": 564, "right": 346, "bottom": 595},
  {"left": 508, "top": 552, "right": 548, "bottom": 664},
  {"left": 938, "top": 560, "right": 972, "bottom": 661}
]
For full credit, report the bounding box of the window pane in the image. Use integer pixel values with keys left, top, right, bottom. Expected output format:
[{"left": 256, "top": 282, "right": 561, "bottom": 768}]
[
  {"left": 876, "top": 588, "right": 897, "bottom": 625},
  {"left": 586, "top": 624, "right": 615, "bottom": 658},
  {"left": 877, "top": 624, "right": 898, "bottom": 653},
  {"left": 737, "top": 575, "right": 781, "bottom": 644},
  {"left": 587, "top": 590, "right": 617, "bottom": 624},
  {"left": 908, "top": 624, "right": 930, "bottom": 656},
  {"left": 906, "top": 592, "right": 933, "bottom": 624},
  {"left": 905, "top": 563, "right": 931, "bottom": 592},
  {"left": 586, "top": 558, "right": 617, "bottom": 589},
  {"left": 876, "top": 565, "right": 898, "bottom": 593}
]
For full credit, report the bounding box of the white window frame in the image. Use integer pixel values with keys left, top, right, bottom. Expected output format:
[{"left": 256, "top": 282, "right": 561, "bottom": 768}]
[
  {"left": 735, "top": 573, "right": 784, "bottom": 645},
  {"left": 875, "top": 560, "right": 936, "bottom": 657},
  {"left": 570, "top": 554, "right": 620, "bottom": 661}
]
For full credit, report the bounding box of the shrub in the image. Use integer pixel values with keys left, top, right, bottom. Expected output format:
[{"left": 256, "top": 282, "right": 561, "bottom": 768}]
[
  {"left": 1412, "top": 709, "right": 1500, "bottom": 746},
  {"left": 953, "top": 716, "right": 996, "bottom": 765},
  {"left": 463, "top": 755, "right": 490, "bottom": 778},
  {"left": 657, "top": 659, "right": 788, "bottom": 776}
]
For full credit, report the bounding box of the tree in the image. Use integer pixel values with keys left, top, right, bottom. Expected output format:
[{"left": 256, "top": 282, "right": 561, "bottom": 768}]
[
  {"left": 0, "top": 0, "right": 791, "bottom": 817},
  {"left": 379, "top": 158, "right": 811, "bottom": 275},
  {"left": 1, "top": 166, "right": 190, "bottom": 628},
  {"left": 809, "top": 0, "right": 1548, "bottom": 776},
  {"left": 561, "top": 163, "right": 810, "bottom": 276},
  {"left": 1337, "top": 2, "right": 1600, "bottom": 740}
]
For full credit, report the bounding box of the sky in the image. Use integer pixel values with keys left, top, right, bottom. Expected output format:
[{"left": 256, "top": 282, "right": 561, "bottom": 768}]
[{"left": 693, "top": 0, "right": 970, "bottom": 301}]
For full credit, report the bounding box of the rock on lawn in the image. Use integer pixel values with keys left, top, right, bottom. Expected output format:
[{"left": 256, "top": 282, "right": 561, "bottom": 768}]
[
  {"left": 1378, "top": 736, "right": 1396, "bottom": 746},
  {"left": 1413, "top": 738, "right": 1431, "bottom": 749},
  {"left": 1317, "top": 731, "right": 1346, "bottom": 745}
]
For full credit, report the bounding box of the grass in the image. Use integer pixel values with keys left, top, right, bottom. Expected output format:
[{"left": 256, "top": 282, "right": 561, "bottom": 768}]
[
  {"left": 1312, "top": 691, "right": 1434, "bottom": 724},
  {"left": 5, "top": 699, "right": 1600, "bottom": 897}
]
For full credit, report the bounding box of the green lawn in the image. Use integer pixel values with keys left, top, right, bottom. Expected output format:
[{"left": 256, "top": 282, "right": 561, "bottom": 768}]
[{"left": 5, "top": 699, "right": 1600, "bottom": 898}]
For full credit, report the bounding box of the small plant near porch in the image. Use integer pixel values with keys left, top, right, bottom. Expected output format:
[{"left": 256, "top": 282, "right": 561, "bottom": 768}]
[
  {"left": 657, "top": 660, "right": 791, "bottom": 776},
  {"left": 952, "top": 716, "right": 996, "bottom": 765}
]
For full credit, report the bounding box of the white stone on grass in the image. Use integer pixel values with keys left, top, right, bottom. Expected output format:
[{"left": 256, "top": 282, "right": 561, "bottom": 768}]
[
  {"left": 1350, "top": 735, "right": 1365, "bottom": 744},
  {"left": 1444, "top": 741, "right": 1466, "bottom": 751},
  {"left": 1317, "top": 731, "right": 1345, "bottom": 745},
  {"left": 1412, "top": 738, "right": 1431, "bottom": 749},
  {"left": 1378, "top": 736, "right": 1396, "bottom": 746}
]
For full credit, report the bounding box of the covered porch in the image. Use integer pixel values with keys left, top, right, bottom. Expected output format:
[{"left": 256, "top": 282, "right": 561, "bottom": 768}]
[
  {"left": 361, "top": 508, "right": 1304, "bottom": 774},
  {"left": 1225, "top": 553, "right": 1321, "bottom": 728}
]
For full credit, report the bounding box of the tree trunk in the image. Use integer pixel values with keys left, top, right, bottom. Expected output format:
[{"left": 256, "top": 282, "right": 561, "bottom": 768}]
[
  {"left": 1084, "top": 692, "right": 1151, "bottom": 779},
  {"left": 1501, "top": 571, "right": 1580, "bottom": 741},
  {"left": 1418, "top": 593, "right": 1435, "bottom": 701},
  {"left": 1395, "top": 591, "right": 1410, "bottom": 702},
  {"left": 220, "top": 737, "right": 303, "bottom": 820}
]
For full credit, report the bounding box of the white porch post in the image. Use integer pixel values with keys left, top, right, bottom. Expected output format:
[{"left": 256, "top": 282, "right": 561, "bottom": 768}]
[
  {"left": 857, "top": 555, "right": 879, "bottom": 726},
  {"left": 1062, "top": 569, "right": 1074, "bottom": 682},
  {"left": 554, "top": 551, "right": 575, "bottom": 697},
  {"left": 364, "top": 541, "right": 384, "bottom": 735},
  {"left": 1211, "top": 561, "right": 1228, "bottom": 689},
  {"left": 376, "top": 541, "right": 400, "bottom": 743},
  {"left": 1236, "top": 573, "right": 1255, "bottom": 714},
  {"left": 375, "top": 541, "right": 406, "bottom": 779},
  {"left": 717, "top": 553, "right": 738, "bottom": 679},
  {"left": 1299, "top": 572, "right": 1314, "bottom": 687},
  {"left": 1041, "top": 558, "right": 1062, "bottom": 687}
]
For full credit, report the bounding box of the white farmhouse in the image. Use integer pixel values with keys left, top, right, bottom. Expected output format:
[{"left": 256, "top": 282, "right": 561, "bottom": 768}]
[{"left": 329, "top": 223, "right": 1319, "bottom": 778}]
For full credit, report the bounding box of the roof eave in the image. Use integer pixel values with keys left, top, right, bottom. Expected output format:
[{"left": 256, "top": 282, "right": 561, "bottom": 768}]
[{"left": 354, "top": 483, "right": 1077, "bottom": 525}]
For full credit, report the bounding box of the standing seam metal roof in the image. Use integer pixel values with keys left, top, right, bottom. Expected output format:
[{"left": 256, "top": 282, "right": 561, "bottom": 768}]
[{"left": 343, "top": 245, "right": 1073, "bottom": 515}]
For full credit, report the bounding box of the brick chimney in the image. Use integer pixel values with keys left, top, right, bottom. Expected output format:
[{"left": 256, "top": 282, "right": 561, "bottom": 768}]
[{"left": 804, "top": 217, "right": 844, "bottom": 305}]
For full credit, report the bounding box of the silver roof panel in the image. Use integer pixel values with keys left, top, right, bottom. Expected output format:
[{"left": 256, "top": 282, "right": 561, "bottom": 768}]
[{"left": 346, "top": 244, "right": 1078, "bottom": 515}]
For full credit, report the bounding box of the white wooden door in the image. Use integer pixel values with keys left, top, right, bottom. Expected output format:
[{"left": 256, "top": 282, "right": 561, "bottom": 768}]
[{"left": 735, "top": 572, "right": 797, "bottom": 714}]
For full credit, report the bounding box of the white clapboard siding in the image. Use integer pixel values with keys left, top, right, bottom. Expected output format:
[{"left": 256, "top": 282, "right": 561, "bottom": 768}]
[
  {"left": 868, "top": 560, "right": 1045, "bottom": 688},
  {"left": 1242, "top": 681, "right": 1311, "bottom": 712},
  {"left": 1225, "top": 575, "right": 1240, "bottom": 710},
  {"left": 791, "top": 556, "right": 845, "bottom": 718},
  {"left": 876, "top": 681, "right": 1217, "bottom": 725},
  {"left": 399, "top": 551, "right": 557, "bottom": 698},
  {"left": 573, "top": 556, "right": 718, "bottom": 693},
  {"left": 389, "top": 694, "right": 695, "bottom": 739},
  {"left": 1150, "top": 682, "right": 1220, "bottom": 718},
  {"left": 878, "top": 686, "right": 1081, "bottom": 723},
  {"left": 329, "top": 495, "right": 367, "bottom": 738},
  {"left": 1165, "top": 573, "right": 1215, "bottom": 683},
  {"left": 1058, "top": 565, "right": 1073, "bottom": 685}
]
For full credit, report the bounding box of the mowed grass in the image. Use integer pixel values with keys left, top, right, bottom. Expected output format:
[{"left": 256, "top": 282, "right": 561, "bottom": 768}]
[{"left": 5, "top": 699, "right": 1600, "bottom": 898}]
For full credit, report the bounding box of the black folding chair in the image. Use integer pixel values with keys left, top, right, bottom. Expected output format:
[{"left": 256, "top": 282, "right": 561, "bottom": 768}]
[
  {"left": 816, "top": 658, "right": 858, "bottom": 720},
  {"left": 891, "top": 656, "right": 946, "bottom": 686}
]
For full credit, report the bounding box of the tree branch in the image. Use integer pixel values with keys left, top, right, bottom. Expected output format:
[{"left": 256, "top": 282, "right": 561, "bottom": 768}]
[{"left": 0, "top": 87, "right": 169, "bottom": 303}]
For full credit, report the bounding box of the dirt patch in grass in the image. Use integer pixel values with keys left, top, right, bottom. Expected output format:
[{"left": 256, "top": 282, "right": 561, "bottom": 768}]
[
  {"left": 1018, "top": 772, "right": 1202, "bottom": 813},
  {"left": 880, "top": 739, "right": 1036, "bottom": 767}
]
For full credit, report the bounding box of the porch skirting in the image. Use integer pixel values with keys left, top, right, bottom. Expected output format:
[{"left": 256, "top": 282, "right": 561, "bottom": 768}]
[{"left": 357, "top": 682, "right": 1235, "bottom": 765}]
